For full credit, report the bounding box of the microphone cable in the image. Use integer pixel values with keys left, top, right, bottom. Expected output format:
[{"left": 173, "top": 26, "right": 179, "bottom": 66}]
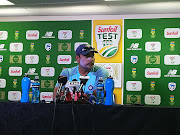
[{"left": 51, "top": 99, "right": 57, "bottom": 135}]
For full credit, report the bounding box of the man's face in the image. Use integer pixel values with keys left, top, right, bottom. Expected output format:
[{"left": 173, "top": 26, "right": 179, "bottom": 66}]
[{"left": 78, "top": 52, "right": 95, "bottom": 70}]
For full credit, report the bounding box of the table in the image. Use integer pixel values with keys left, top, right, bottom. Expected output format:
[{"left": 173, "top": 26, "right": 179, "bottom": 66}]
[{"left": 0, "top": 102, "right": 179, "bottom": 135}]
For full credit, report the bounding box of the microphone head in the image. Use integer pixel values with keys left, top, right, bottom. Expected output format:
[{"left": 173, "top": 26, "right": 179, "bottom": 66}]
[
  {"left": 79, "top": 76, "right": 90, "bottom": 85},
  {"left": 58, "top": 76, "right": 67, "bottom": 85}
]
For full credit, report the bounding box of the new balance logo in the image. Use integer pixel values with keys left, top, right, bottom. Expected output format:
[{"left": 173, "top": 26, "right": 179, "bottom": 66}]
[
  {"left": 164, "top": 69, "right": 180, "bottom": 77},
  {"left": 127, "top": 43, "right": 142, "bottom": 50},
  {"left": 42, "top": 31, "right": 55, "bottom": 38}
]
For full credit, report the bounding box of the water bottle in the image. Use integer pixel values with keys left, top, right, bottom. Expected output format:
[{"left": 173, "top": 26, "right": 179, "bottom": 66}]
[
  {"left": 20, "top": 73, "right": 31, "bottom": 103},
  {"left": 105, "top": 76, "right": 114, "bottom": 105},
  {"left": 96, "top": 77, "right": 104, "bottom": 105},
  {"left": 31, "top": 76, "right": 40, "bottom": 103}
]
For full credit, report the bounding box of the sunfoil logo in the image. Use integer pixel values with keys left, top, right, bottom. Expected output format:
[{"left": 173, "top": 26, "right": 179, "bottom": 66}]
[{"left": 95, "top": 25, "right": 121, "bottom": 58}]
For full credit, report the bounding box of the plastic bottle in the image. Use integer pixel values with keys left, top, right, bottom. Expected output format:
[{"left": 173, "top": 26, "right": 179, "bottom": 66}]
[
  {"left": 105, "top": 76, "right": 114, "bottom": 105},
  {"left": 20, "top": 73, "right": 31, "bottom": 103},
  {"left": 31, "top": 76, "right": 40, "bottom": 103},
  {"left": 96, "top": 77, "right": 104, "bottom": 105}
]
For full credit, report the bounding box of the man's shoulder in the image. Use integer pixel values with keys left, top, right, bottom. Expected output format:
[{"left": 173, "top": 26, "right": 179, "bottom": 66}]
[{"left": 61, "top": 66, "right": 78, "bottom": 75}]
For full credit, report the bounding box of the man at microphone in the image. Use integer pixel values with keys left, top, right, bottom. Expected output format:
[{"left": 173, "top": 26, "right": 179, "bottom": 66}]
[{"left": 53, "top": 43, "right": 109, "bottom": 100}]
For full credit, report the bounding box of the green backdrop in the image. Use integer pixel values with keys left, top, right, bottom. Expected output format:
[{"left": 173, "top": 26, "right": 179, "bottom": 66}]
[
  {"left": 0, "top": 20, "right": 92, "bottom": 101},
  {"left": 124, "top": 18, "right": 180, "bottom": 107}
]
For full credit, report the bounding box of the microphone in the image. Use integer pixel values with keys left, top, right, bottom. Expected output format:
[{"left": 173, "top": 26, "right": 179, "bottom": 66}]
[
  {"left": 56, "top": 76, "right": 67, "bottom": 101},
  {"left": 77, "top": 76, "right": 90, "bottom": 93},
  {"left": 67, "top": 79, "right": 80, "bottom": 102}
]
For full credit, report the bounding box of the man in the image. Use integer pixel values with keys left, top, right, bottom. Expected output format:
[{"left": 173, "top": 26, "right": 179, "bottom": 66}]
[{"left": 53, "top": 44, "right": 109, "bottom": 100}]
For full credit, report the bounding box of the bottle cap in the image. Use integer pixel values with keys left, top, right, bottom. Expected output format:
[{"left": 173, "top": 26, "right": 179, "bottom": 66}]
[
  {"left": 34, "top": 76, "right": 39, "bottom": 81},
  {"left": 24, "top": 73, "right": 29, "bottom": 77},
  {"left": 98, "top": 77, "right": 103, "bottom": 82},
  {"left": 108, "top": 75, "right": 113, "bottom": 79}
]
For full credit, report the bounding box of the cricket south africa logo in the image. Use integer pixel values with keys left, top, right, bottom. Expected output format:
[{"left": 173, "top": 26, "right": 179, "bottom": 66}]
[{"left": 95, "top": 25, "right": 121, "bottom": 58}]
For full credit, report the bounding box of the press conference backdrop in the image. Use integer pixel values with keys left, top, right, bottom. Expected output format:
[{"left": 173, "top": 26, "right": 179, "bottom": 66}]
[
  {"left": 124, "top": 18, "right": 180, "bottom": 107},
  {"left": 0, "top": 20, "right": 92, "bottom": 101}
]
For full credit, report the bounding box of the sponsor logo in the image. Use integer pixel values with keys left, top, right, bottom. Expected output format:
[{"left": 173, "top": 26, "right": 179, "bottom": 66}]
[
  {"left": 26, "top": 30, "right": 39, "bottom": 40},
  {"left": 127, "top": 95, "right": 141, "bottom": 104},
  {"left": 168, "top": 82, "right": 176, "bottom": 91},
  {"left": 30, "top": 43, "right": 34, "bottom": 52},
  {"left": 0, "top": 79, "right": 6, "bottom": 88},
  {"left": 170, "top": 41, "right": 175, "bottom": 51},
  {"left": 164, "top": 55, "right": 180, "bottom": 65},
  {"left": 0, "top": 91, "right": 5, "bottom": 100},
  {"left": 40, "top": 92, "right": 53, "bottom": 102},
  {"left": 127, "top": 43, "right": 142, "bottom": 50},
  {"left": 42, "top": 31, "right": 55, "bottom": 38},
  {"left": 8, "top": 91, "right": 21, "bottom": 101},
  {"left": 26, "top": 68, "right": 38, "bottom": 75},
  {"left": 145, "top": 42, "right": 161, "bottom": 52},
  {"left": 150, "top": 81, "right": 155, "bottom": 91},
  {"left": 145, "top": 68, "right": 161, "bottom": 78},
  {"left": 145, "top": 95, "right": 161, "bottom": 105},
  {"left": 132, "top": 68, "right": 136, "bottom": 78},
  {"left": 13, "top": 79, "right": 17, "bottom": 88},
  {"left": 0, "top": 55, "right": 3, "bottom": 63},
  {"left": 0, "top": 44, "right": 7, "bottom": 51},
  {"left": 57, "top": 55, "right": 72, "bottom": 64},
  {"left": 10, "top": 55, "right": 22, "bottom": 63},
  {"left": 41, "top": 80, "right": 54, "bottom": 88},
  {"left": 58, "top": 43, "right": 71, "bottom": 51},
  {"left": 15, "top": 31, "right": 19, "bottom": 40},
  {"left": 0, "top": 31, "right": 8, "bottom": 40},
  {"left": 164, "top": 69, "right": 180, "bottom": 77},
  {"left": 80, "top": 30, "right": 84, "bottom": 39},
  {"left": 25, "top": 55, "right": 39, "bottom": 64},
  {"left": 150, "top": 28, "right": 156, "bottom": 38},
  {"left": 41, "top": 67, "right": 55, "bottom": 77},
  {"left": 9, "top": 43, "right": 23, "bottom": 52},
  {"left": 164, "top": 28, "right": 180, "bottom": 38},
  {"left": 46, "top": 55, "right": 50, "bottom": 64},
  {"left": 58, "top": 30, "right": 72, "bottom": 40},
  {"left": 127, "top": 29, "right": 142, "bottom": 39},
  {"left": 45, "top": 43, "right": 52, "bottom": 51},
  {"left": 170, "top": 95, "right": 175, "bottom": 105},
  {"left": 131, "top": 55, "right": 138, "bottom": 64},
  {"left": 9, "top": 67, "right": 22, "bottom": 76},
  {"left": 126, "top": 81, "right": 142, "bottom": 91},
  {"left": 95, "top": 25, "right": 121, "bottom": 58},
  {"left": 146, "top": 55, "right": 160, "bottom": 64}
]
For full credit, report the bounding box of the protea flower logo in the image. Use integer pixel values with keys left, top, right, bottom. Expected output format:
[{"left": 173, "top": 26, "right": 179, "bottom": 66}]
[{"left": 95, "top": 25, "right": 121, "bottom": 58}]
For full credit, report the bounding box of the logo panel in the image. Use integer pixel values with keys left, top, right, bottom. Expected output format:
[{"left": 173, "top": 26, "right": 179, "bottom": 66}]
[
  {"left": 164, "top": 55, "right": 180, "bottom": 65},
  {"left": 26, "top": 30, "right": 39, "bottom": 40},
  {"left": 126, "top": 81, "right": 142, "bottom": 91},
  {"left": 57, "top": 55, "right": 72, "bottom": 64},
  {"left": 0, "top": 44, "right": 7, "bottom": 51},
  {"left": 145, "top": 95, "right": 161, "bottom": 105},
  {"left": 145, "top": 68, "right": 161, "bottom": 78},
  {"left": 8, "top": 91, "right": 21, "bottom": 101},
  {"left": 58, "top": 30, "right": 72, "bottom": 40},
  {"left": 0, "top": 31, "right": 8, "bottom": 40},
  {"left": 127, "top": 29, "right": 142, "bottom": 39},
  {"left": 0, "top": 79, "right": 6, "bottom": 88},
  {"left": 41, "top": 67, "right": 55, "bottom": 77},
  {"left": 9, "top": 67, "right": 22, "bottom": 76},
  {"left": 146, "top": 55, "right": 160, "bottom": 64},
  {"left": 145, "top": 42, "right": 161, "bottom": 52},
  {"left": 164, "top": 28, "right": 180, "bottom": 38},
  {"left": 95, "top": 25, "right": 121, "bottom": 58},
  {"left": 25, "top": 55, "right": 39, "bottom": 64}
]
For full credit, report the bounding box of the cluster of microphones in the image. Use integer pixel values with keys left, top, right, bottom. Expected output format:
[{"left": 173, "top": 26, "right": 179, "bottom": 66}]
[{"left": 55, "top": 75, "right": 96, "bottom": 104}]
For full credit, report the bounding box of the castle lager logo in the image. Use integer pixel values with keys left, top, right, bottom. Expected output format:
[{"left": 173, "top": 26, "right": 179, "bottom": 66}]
[
  {"left": 95, "top": 25, "right": 121, "bottom": 58},
  {"left": 146, "top": 55, "right": 160, "bottom": 64},
  {"left": 127, "top": 95, "right": 141, "bottom": 104},
  {"left": 41, "top": 80, "right": 54, "bottom": 88},
  {"left": 58, "top": 43, "right": 71, "bottom": 51},
  {"left": 10, "top": 55, "right": 22, "bottom": 63}
]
